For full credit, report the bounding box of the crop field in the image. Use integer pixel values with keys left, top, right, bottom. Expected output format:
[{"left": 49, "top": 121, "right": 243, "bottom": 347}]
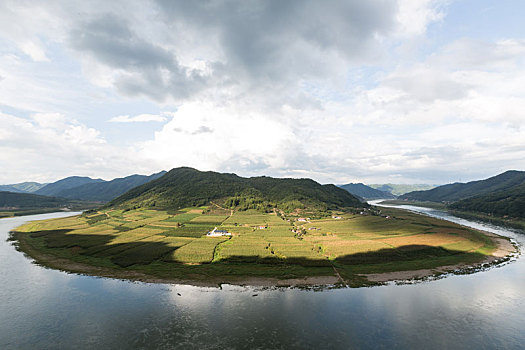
[{"left": 12, "top": 205, "right": 500, "bottom": 285}]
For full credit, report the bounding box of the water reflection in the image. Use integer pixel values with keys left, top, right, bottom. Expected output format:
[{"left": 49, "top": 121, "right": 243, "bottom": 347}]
[{"left": 1, "top": 211, "right": 524, "bottom": 349}]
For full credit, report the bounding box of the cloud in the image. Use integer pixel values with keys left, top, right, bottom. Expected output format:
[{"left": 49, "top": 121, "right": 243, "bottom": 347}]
[
  {"left": 60, "top": 0, "right": 444, "bottom": 105},
  {"left": 0, "top": 112, "right": 147, "bottom": 183},
  {"left": 109, "top": 113, "right": 167, "bottom": 123},
  {"left": 1, "top": 1, "right": 525, "bottom": 186},
  {"left": 138, "top": 102, "right": 298, "bottom": 174},
  {"left": 19, "top": 40, "right": 49, "bottom": 62}
]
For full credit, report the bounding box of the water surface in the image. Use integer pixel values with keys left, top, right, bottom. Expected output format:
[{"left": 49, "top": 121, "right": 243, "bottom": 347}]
[{"left": 1, "top": 209, "right": 523, "bottom": 349}]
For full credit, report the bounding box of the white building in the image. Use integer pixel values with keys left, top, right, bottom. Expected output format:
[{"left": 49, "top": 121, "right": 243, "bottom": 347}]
[{"left": 206, "top": 227, "right": 231, "bottom": 237}]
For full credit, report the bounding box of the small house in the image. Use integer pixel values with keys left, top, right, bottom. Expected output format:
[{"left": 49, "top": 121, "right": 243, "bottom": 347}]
[{"left": 206, "top": 227, "right": 232, "bottom": 237}]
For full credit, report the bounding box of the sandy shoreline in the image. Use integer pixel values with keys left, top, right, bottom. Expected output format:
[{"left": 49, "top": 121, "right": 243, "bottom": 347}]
[{"left": 363, "top": 232, "right": 518, "bottom": 283}]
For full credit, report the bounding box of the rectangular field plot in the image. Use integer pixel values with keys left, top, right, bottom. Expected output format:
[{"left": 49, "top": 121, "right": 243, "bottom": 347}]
[
  {"left": 108, "top": 227, "right": 165, "bottom": 244},
  {"left": 110, "top": 241, "right": 176, "bottom": 267},
  {"left": 261, "top": 226, "right": 295, "bottom": 238},
  {"left": 122, "top": 215, "right": 171, "bottom": 229},
  {"left": 158, "top": 224, "right": 212, "bottom": 238},
  {"left": 224, "top": 212, "right": 285, "bottom": 226},
  {"left": 167, "top": 237, "right": 227, "bottom": 263},
  {"left": 161, "top": 236, "right": 194, "bottom": 248},
  {"left": 66, "top": 224, "right": 117, "bottom": 235},
  {"left": 189, "top": 215, "right": 230, "bottom": 225},
  {"left": 38, "top": 231, "right": 115, "bottom": 249},
  {"left": 216, "top": 236, "right": 272, "bottom": 262},
  {"left": 163, "top": 213, "right": 201, "bottom": 223}
]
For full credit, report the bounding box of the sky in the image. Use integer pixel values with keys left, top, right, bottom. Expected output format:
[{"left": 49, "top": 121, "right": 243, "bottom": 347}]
[{"left": 1, "top": 0, "right": 525, "bottom": 185}]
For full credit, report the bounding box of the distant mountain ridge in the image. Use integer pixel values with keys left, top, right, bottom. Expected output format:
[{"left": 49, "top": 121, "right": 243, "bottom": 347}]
[
  {"left": 55, "top": 171, "right": 166, "bottom": 202},
  {"left": 11, "top": 182, "right": 48, "bottom": 193},
  {"left": 369, "top": 184, "right": 437, "bottom": 196},
  {"left": 110, "top": 167, "right": 363, "bottom": 211},
  {"left": 0, "top": 185, "right": 24, "bottom": 193},
  {"left": 339, "top": 183, "right": 395, "bottom": 199},
  {"left": 400, "top": 170, "right": 525, "bottom": 202},
  {"left": 0, "top": 182, "right": 47, "bottom": 193},
  {"left": 35, "top": 176, "right": 104, "bottom": 197}
]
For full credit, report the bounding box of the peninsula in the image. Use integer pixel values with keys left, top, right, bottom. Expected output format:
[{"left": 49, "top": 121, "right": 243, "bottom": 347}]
[{"left": 10, "top": 168, "right": 516, "bottom": 287}]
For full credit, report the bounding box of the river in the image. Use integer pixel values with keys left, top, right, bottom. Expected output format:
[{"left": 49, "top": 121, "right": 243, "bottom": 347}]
[{"left": 1, "top": 208, "right": 524, "bottom": 349}]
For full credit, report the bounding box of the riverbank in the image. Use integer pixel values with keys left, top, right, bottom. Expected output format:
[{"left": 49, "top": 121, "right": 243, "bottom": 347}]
[
  {"left": 450, "top": 210, "right": 525, "bottom": 231},
  {"left": 363, "top": 232, "right": 517, "bottom": 283}
]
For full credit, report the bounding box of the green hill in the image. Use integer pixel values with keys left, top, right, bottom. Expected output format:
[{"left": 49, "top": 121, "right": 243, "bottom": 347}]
[
  {"left": 35, "top": 176, "right": 104, "bottom": 197},
  {"left": 339, "top": 183, "right": 396, "bottom": 199},
  {"left": 109, "top": 167, "right": 363, "bottom": 212},
  {"left": 0, "top": 191, "right": 69, "bottom": 208},
  {"left": 450, "top": 182, "right": 525, "bottom": 218},
  {"left": 0, "top": 191, "right": 99, "bottom": 217},
  {"left": 400, "top": 171, "right": 525, "bottom": 202},
  {"left": 54, "top": 171, "right": 166, "bottom": 202},
  {"left": 369, "top": 183, "right": 437, "bottom": 196}
]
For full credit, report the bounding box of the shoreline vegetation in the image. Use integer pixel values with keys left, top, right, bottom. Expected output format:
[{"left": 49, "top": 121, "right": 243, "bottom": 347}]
[
  {"left": 9, "top": 205, "right": 517, "bottom": 288},
  {"left": 379, "top": 199, "right": 525, "bottom": 231}
]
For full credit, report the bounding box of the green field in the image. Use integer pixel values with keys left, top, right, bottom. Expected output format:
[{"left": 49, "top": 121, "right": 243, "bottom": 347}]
[{"left": 11, "top": 206, "right": 503, "bottom": 286}]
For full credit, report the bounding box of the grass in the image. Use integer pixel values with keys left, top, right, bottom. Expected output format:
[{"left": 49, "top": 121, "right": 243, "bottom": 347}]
[{"left": 10, "top": 206, "right": 505, "bottom": 286}]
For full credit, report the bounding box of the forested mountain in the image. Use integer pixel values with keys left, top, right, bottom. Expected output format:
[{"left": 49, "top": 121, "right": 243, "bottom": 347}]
[
  {"left": 35, "top": 176, "right": 104, "bottom": 197},
  {"left": 0, "top": 191, "right": 72, "bottom": 209},
  {"left": 369, "top": 183, "right": 437, "bottom": 196},
  {"left": 54, "top": 171, "right": 166, "bottom": 202},
  {"left": 400, "top": 171, "right": 525, "bottom": 202},
  {"left": 110, "top": 167, "right": 363, "bottom": 212},
  {"left": 450, "top": 182, "right": 525, "bottom": 218},
  {"left": 339, "top": 183, "right": 395, "bottom": 199}
]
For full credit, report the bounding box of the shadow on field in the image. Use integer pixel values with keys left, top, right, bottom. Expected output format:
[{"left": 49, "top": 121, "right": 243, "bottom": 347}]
[
  {"left": 24, "top": 229, "right": 175, "bottom": 267},
  {"left": 18, "top": 229, "right": 488, "bottom": 270},
  {"left": 334, "top": 245, "right": 486, "bottom": 265}
]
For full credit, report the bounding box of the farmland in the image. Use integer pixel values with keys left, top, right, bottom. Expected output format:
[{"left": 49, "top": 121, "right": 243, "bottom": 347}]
[{"left": 11, "top": 205, "right": 508, "bottom": 286}]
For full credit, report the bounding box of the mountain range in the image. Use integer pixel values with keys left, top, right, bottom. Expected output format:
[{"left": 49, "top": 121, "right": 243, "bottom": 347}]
[
  {"left": 400, "top": 171, "right": 525, "bottom": 203},
  {"left": 399, "top": 170, "right": 525, "bottom": 219},
  {"left": 41, "top": 172, "right": 166, "bottom": 201},
  {"left": 369, "top": 184, "right": 437, "bottom": 196},
  {"left": 110, "top": 167, "right": 363, "bottom": 212},
  {"left": 338, "top": 183, "right": 395, "bottom": 200},
  {"left": 1, "top": 172, "right": 166, "bottom": 203},
  {"left": 2, "top": 168, "right": 524, "bottom": 219}
]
